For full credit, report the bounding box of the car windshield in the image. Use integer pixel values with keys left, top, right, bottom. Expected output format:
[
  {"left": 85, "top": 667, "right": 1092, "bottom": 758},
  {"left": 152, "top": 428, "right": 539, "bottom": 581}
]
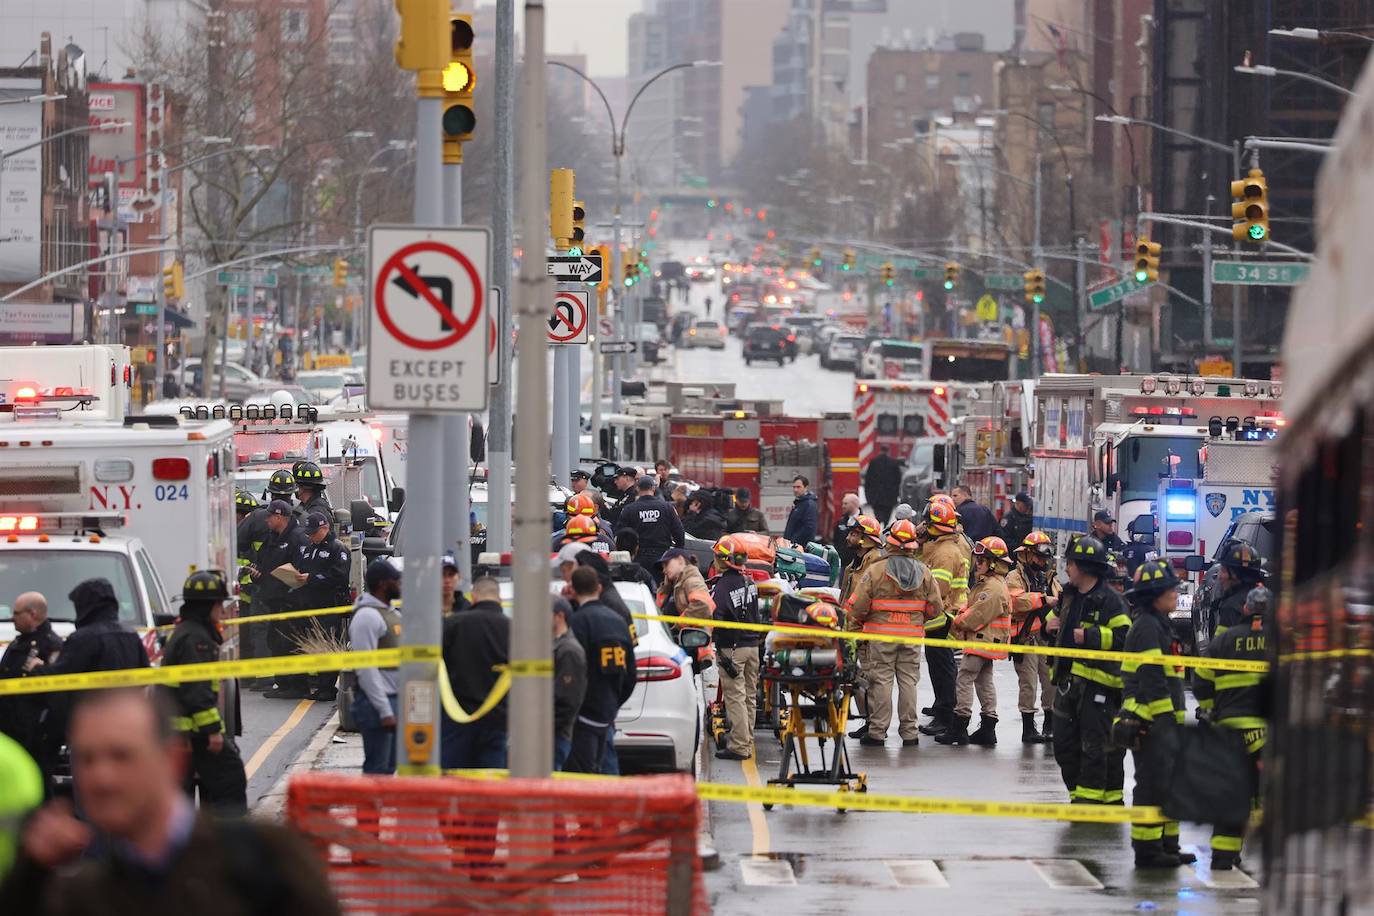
[
  {"left": 300, "top": 373, "right": 345, "bottom": 391},
  {"left": 0, "top": 550, "right": 143, "bottom": 625},
  {"left": 878, "top": 341, "right": 923, "bottom": 359},
  {"left": 694, "top": 320, "right": 720, "bottom": 330},
  {"left": 1119, "top": 435, "right": 1203, "bottom": 501},
  {"left": 834, "top": 337, "right": 862, "bottom": 349}
]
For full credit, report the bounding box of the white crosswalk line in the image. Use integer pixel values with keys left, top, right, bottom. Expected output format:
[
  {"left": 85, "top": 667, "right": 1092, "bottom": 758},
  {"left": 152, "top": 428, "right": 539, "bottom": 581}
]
[
  {"left": 1031, "top": 859, "right": 1105, "bottom": 889},
  {"left": 1200, "top": 867, "right": 1259, "bottom": 889},
  {"left": 885, "top": 859, "right": 949, "bottom": 888},
  {"left": 740, "top": 858, "right": 797, "bottom": 886}
]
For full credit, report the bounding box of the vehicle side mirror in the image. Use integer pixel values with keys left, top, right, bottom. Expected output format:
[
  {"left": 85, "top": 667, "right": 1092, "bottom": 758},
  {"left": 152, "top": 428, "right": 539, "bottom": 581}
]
[
  {"left": 389, "top": 486, "right": 406, "bottom": 513},
  {"left": 678, "top": 627, "right": 711, "bottom": 650},
  {"left": 361, "top": 536, "right": 394, "bottom": 562},
  {"left": 153, "top": 612, "right": 177, "bottom": 629},
  {"left": 350, "top": 500, "right": 376, "bottom": 534},
  {"left": 1128, "top": 514, "right": 1156, "bottom": 539},
  {"left": 1184, "top": 555, "right": 1209, "bottom": 574},
  {"left": 1106, "top": 473, "right": 1120, "bottom": 494}
]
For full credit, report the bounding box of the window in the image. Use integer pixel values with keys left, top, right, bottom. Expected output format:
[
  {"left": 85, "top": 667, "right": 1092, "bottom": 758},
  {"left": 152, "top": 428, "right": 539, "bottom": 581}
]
[
  {"left": 283, "top": 8, "right": 308, "bottom": 42},
  {"left": 894, "top": 109, "right": 907, "bottom": 130},
  {"left": 894, "top": 73, "right": 907, "bottom": 93},
  {"left": 956, "top": 72, "right": 971, "bottom": 97},
  {"left": 1039, "top": 102, "right": 1056, "bottom": 128},
  {"left": 135, "top": 549, "right": 167, "bottom": 620},
  {"left": 925, "top": 74, "right": 940, "bottom": 92}
]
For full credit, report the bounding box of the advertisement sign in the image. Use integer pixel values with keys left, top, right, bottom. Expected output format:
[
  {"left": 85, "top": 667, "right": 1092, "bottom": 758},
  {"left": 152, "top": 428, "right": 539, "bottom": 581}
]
[
  {"left": 88, "top": 83, "right": 145, "bottom": 189},
  {"left": 0, "top": 302, "right": 84, "bottom": 344},
  {"left": 0, "top": 78, "right": 43, "bottom": 283}
]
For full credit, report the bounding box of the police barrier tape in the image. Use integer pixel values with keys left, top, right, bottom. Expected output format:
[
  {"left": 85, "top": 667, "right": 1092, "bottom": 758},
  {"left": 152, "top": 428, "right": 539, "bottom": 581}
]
[
  {"left": 437, "top": 768, "right": 1166, "bottom": 824},
  {"left": 641, "top": 612, "right": 1271, "bottom": 673}
]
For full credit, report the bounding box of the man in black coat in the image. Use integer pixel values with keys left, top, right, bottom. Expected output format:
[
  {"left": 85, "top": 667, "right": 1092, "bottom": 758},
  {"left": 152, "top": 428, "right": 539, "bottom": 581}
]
[
  {"left": 0, "top": 591, "right": 63, "bottom": 771},
  {"left": 863, "top": 445, "right": 903, "bottom": 525},
  {"left": 249, "top": 501, "right": 313, "bottom": 699},
  {"left": 294, "top": 512, "right": 352, "bottom": 701},
  {"left": 565, "top": 567, "right": 636, "bottom": 774},
  {"left": 682, "top": 492, "right": 727, "bottom": 541},
  {"left": 613, "top": 476, "right": 685, "bottom": 580},
  {"left": 441, "top": 577, "right": 509, "bottom": 770},
  {"left": 1000, "top": 492, "right": 1035, "bottom": 549},
  {"left": 952, "top": 484, "right": 999, "bottom": 541}
]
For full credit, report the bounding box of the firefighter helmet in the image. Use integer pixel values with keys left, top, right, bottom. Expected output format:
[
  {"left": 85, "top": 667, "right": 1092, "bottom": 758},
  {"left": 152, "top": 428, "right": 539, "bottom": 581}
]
[
  {"left": 804, "top": 600, "right": 840, "bottom": 629},
  {"left": 565, "top": 515, "right": 599, "bottom": 541},
  {"left": 973, "top": 535, "right": 1013, "bottom": 571},
  {"left": 1017, "top": 530, "right": 1055, "bottom": 560},
  {"left": 1065, "top": 535, "right": 1111, "bottom": 572},
  {"left": 886, "top": 518, "right": 921, "bottom": 550},
  {"left": 1218, "top": 541, "right": 1264, "bottom": 579},
  {"left": 713, "top": 534, "right": 749, "bottom": 571},
  {"left": 924, "top": 499, "right": 959, "bottom": 534},
  {"left": 565, "top": 492, "right": 599, "bottom": 517},
  {"left": 234, "top": 489, "right": 259, "bottom": 513},
  {"left": 182, "top": 569, "right": 231, "bottom": 602},
  {"left": 853, "top": 514, "right": 883, "bottom": 546},
  {"left": 294, "top": 461, "right": 326, "bottom": 488},
  {"left": 268, "top": 469, "right": 296, "bottom": 496},
  {"left": 1126, "top": 559, "right": 1179, "bottom": 599}
]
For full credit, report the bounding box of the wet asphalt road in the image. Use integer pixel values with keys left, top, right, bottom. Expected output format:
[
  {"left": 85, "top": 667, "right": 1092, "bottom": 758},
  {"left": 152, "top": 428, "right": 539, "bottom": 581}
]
[{"left": 238, "top": 687, "right": 335, "bottom": 809}]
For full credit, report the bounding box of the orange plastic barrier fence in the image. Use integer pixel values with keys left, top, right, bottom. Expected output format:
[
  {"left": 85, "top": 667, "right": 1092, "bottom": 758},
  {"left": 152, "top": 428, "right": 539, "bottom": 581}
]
[{"left": 286, "top": 772, "right": 709, "bottom": 915}]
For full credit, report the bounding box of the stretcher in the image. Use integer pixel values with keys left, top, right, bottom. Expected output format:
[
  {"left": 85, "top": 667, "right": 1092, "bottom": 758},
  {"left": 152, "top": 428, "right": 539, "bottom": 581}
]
[{"left": 761, "top": 593, "right": 867, "bottom": 806}]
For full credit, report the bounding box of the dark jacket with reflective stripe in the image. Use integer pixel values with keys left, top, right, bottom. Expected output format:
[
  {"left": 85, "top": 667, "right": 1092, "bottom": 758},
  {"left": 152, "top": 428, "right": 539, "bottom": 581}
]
[
  {"left": 1195, "top": 610, "right": 1267, "bottom": 730},
  {"left": 161, "top": 615, "right": 224, "bottom": 735},
  {"left": 1119, "top": 610, "right": 1185, "bottom": 726},
  {"left": 1052, "top": 577, "right": 1130, "bottom": 688}
]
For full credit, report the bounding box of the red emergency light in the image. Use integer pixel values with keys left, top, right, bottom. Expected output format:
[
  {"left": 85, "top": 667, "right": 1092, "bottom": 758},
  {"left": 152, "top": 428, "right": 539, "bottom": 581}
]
[
  {"left": 152, "top": 457, "right": 192, "bottom": 481},
  {"left": 0, "top": 515, "right": 39, "bottom": 532}
]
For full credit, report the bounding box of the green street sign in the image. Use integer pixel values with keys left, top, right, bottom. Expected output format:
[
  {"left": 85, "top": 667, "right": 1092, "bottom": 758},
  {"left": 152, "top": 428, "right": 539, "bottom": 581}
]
[
  {"left": 134, "top": 304, "right": 160, "bottom": 315},
  {"left": 1089, "top": 275, "right": 1150, "bottom": 310},
  {"left": 1211, "top": 260, "right": 1310, "bottom": 286},
  {"left": 984, "top": 273, "right": 1021, "bottom": 291},
  {"left": 216, "top": 269, "right": 279, "bottom": 288},
  {"left": 912, "top": 268, "right": 935, "bottom": 280}
]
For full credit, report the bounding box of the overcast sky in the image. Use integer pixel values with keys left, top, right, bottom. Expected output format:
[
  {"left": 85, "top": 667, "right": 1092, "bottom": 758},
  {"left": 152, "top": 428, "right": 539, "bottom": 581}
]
[{"left": 543, "top": 0, "right": 639, "bottom": 76}]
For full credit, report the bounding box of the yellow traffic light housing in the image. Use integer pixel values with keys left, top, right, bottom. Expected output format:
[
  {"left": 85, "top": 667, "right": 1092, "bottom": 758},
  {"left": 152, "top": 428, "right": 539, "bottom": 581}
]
[
  {"left": 550, "top": 168, "right": 574, "bottom": 248},
  {"left": 623, "top": 255, "right": 638, "bottom": 288},
  {"left": 881, "top": 262, "right": 895, "bottom": 287},
  {"left": 1134, "top": 238, "right": 1161, "bottom": 283},
  {"left": 333, "top": 258, "right": 348, "bottom": 288},
  {"left": 809, "top": 247, "right": 823, "bottom": 268},
  {"left": 571, "top": 199, "right": 586, "bottom": 253},
  {"left": 1022, "top": 269, "right": 1045, "bottom": 304},
  {"left": 441, "top": 14, "right": 476, "bottom": 163},
  {"left": 944, "top": 262, "right": 960, "bottom": 291},
  {"left": 1231, "top": 168, "right": 1269, "bottom": 243},
  {"left": 841, "top": 248, "right": 855, "bottom": 271},
  {"left": 393, "top": 0, "right": 449, "bottom": 72},
  {"left": 162, "top": 261, "right": 183, "bottom": 302}
]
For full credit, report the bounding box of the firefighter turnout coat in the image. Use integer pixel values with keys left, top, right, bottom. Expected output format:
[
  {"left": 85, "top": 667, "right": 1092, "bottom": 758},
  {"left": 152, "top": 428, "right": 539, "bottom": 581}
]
[
  {"left": 846, "top": 549, "right": 945, "bottom": 640},
  {"left": 953, "top": 569, "right": 1012, "bottom": 659}
]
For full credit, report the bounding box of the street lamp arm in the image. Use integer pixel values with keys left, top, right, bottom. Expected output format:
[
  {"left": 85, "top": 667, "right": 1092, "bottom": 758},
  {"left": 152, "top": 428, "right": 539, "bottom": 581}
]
[
  {"left": 1098, "top": 115, "right": 1235, "bottom": 157},
  {"left": 184, "top": 243, "right": 363, "bottom": 282},
  {"left": 0, "top": 244, "right": 180, "bottom": 302},
  {"left": 1244, "top": 137, "right": 1334, "bottom": 155},
  {"left": 622, "top": 62, "right": 702, "bottom": 153},
  {"left": 1, "top": 121, "right": 128, "bottom": 159},
  {"left": 547, "top": 59, "right": 619, "bottom": 156},
  {"left": 1236, "top": 64, "right": 1356, "bottom": 98}
]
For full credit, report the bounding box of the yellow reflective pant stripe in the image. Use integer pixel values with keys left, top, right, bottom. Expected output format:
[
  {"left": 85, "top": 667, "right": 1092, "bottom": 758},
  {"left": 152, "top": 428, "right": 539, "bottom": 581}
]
[
  {"left": 1212, "top": 834, "right": 1244, "bottom": 852},
  {"left": 1071, "top": 664, "right": 1123, "bottom": 689},
  {"left": 1217, "top": 716, "right": 1267, "bottom": 730},
  {"left": 1131, "top": 824, "right": 1164, "bottom": 841},
  {"left": 1102, "top": 789, "right": 1124, "bottom": 804},
  {"left": 1075, "top": 786, "right": 1105, "bottom": 801},
  {"left": 1163, "top": 821, "right": 1179, "bottom": 837},
  {"left": 191, "top": 708, "right": 222, "bottom": 728}
]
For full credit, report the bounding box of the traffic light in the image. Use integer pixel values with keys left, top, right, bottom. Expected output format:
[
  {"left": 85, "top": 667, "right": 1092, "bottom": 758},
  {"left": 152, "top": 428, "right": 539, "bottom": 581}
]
[
  {"left": 881, "top": 262, "right": 895, "bottom": 287},
  {"left": 1134, "top": 238, "right": 1161, "bottom": 283},
  {"left": 393, "top": 0, "right": 449, "bottom": 71},
  {"left": 593, "top": 243, "right": 611, "bottom": 292},
  {"left": 623, "top": 257, "right": 638, "bottom": 288},
  {"left": 441, "top": 14, "right": 476, "bottom": 162},
  {"left": 571, "top": 200, "right": 586, "bottom": 252},
  {"left": 162, "top": 261, "right": 183, "bottom": 302},
  {"left": 1023, "top": 269, "right": 1046, "bottom": 304},
  {"left": 809, "top": 247, "right": 823, "bottom": 268},
  {"left": 332, "top": 258, "right": 348, "bottom": 288},
  {"left": 841, "top": 249, "right": 856, "bottom": 271},
  {"left": 1231, "top": 168, "right": 1269, "bottom": 243},
  {"left": 550, "top": 168, "right": 574, "bottom": 248},
  {"left": 943, "top": 262, "right": 960, "bottom": 291}
]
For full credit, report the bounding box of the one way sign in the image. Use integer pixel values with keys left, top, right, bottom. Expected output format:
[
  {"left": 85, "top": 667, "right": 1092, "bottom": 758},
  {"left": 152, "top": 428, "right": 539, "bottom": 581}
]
[{"left": 547, "top": 253, "right": 603, "bottom": 284}]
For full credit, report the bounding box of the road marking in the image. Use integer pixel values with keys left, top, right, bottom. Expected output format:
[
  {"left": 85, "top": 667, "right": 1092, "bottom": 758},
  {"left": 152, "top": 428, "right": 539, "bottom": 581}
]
[
  {"left": 739, "top": 858, "right": 796, "bottom": 886},
  {"left": 885, "top": 859, "right": 948, "bottom": 888},
  {"left": 740, "top": 754, "right": 771, "bottom": 856},
  {"left": 244, "top": 699, "right": 315, "bottom": 779},
  {"left": 1031, "top": 859, "right": 1105, "bottom": 889},
  {"left": 1201, "top": 867, "right": 1259, "bottom": 889}
]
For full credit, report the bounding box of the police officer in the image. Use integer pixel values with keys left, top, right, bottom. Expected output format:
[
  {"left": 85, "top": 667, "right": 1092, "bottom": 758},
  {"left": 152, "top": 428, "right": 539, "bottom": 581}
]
[
  {"left": 238, "top": 471, "right": 293, "bottom": 680},
  {"left": 917, "top": 497, "right": 970, "bottom": 737},
  {"left": 847, "top": 519, "right": 944, "bottom": 748},
  {"left": 1007, "top": 531, "right": 1060, "bottom": 744},
  {"left": 615, "top": 475, "right": 685, "bottom": 582},
  {"left": 1113, "top": 560, "right": 1195, "bottom": 868},
  {"left": 249, "top": 500, "right": 312, "bottom": 699},
  {"left": 1048, "top": 535, "right": 1132, "bottom": 804},
  {"left": 841, "top": 514, "right": 884, "bottom": 740},
  {"left": 708, "top": 535, "right": 762, "bottom": 761},
  {"left": 295, "top": 511, "right": 352, "bottom": 700},
  {"left": 292, "top": 460, "right": 333, "bottom": 530},
  {"left": 940, "top": 536, "right": 1013, "bottom": 746},
  {"left": 163, "top": 570, "right": 248, "bottom": 816},
  {"left": 1195, "top": 584, "right": 1270, "bottom": 870},
  {"left": 1208, "top": 541, "right": 1266, "bottom": 634}
]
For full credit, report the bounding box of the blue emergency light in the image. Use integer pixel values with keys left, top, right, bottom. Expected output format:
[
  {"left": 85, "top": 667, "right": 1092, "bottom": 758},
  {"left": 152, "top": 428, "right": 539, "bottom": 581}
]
[{"left": 1165, "top": 490, "right": 1196, "bottom": 520}]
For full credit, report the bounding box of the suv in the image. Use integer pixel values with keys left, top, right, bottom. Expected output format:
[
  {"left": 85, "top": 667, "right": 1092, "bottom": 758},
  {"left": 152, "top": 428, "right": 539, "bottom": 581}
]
[
  {"left": 823, "top": 333, "right": 865, "bottom": 370},
  {"left": 858, "top": 339, "right": 924, "bottom": 380},
  {"left": 742, "top": 324, "right": 794, "bottom": 365},
  {"left": 682, "top": 318, "right": 726, "bottom": 350},
  {"left": 782, "top": 315, "right": 825, "bottom": 354},
  {"left": 1184, "top": 510, "right": 1277, "bottom": 654}
]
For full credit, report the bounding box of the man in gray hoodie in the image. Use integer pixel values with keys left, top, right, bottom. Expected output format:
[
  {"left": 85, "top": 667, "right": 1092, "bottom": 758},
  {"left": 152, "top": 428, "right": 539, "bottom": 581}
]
[{"left": 349, "top": 560, "right": 402, "bottom": 774}]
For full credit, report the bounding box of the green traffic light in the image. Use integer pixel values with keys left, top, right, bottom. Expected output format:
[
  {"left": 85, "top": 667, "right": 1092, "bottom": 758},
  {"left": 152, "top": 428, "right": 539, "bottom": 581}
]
[
  {"left": 707, "top": 199, "right": 717, "bottom": 208},
  {"left": 1134, "top": 269, "right": 1148, "bottom": 282},
  {"left": 885, "top": 279, "right": 895, "bottom": 287},
  {"left": 1248, "top": 224, "right": 1267, "bottom": 241},
  {"left": 943, "top": 280, "right": 954, "bottom": 290},
  {"left": 1032, "top": 293, "right": 1045, "bottom": 304}
]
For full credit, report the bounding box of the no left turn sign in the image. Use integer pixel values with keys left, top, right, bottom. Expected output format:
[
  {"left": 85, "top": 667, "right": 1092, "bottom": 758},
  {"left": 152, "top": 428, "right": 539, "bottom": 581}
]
[
  {"left": 547, "top": 290, "right": 590, "bottom": 344},
  {"left": 367, "top": 224, "right": 490, "bottom": 412}
]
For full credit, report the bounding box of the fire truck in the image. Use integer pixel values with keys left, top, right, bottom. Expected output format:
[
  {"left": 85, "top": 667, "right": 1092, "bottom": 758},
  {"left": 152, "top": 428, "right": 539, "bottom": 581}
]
[
  {"left": 668, "top": 412, "right": 860, "bottom": 538},
  {"left": 938, "top": 381, "right": 1035, "bottom": 515},
  {"left": 1031, "top": 373, "right": 1282, "bottom": 554}
]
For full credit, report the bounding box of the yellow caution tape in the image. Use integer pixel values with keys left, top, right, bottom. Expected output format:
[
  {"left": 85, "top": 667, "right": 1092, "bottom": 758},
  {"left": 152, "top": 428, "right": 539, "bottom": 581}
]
[
  {"left": 0, "top": 646, "right": 441, "bottom": 697},
  {"left": 147, "top": 603, "right": 358, "bottom": 633},
  {"left": 642, "top": 613, "right": 1270, "bottom": 673},
  {"left": 507, "top": 658, "right": 554, "bottom": 677},
  {"left": 436, "top": 659, "right": 511, "bottom": 725}
]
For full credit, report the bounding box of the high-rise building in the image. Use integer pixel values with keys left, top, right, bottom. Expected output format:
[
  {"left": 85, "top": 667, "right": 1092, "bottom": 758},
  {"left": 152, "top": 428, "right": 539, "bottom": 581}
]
[{"left": 864, "top": 34, "right": 999, "bottom": 161}]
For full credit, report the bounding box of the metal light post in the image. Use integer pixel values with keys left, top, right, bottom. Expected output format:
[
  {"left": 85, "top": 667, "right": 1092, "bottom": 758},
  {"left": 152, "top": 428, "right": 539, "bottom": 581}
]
[
  {"left": 1096, "top": 114, "right": 1242, "bottom": 180},
  {"left": 1271, "top": 26, "right": 1374, "bottom": 44},
  {"left": 487, "top": 0, "right": 516, "bottom": 554},
  {"left": 1235, "top": 62, "right": 1356, "bottom": 98},
  {"left": 353, "top": 140, "right": 413, "bottom": 246}
]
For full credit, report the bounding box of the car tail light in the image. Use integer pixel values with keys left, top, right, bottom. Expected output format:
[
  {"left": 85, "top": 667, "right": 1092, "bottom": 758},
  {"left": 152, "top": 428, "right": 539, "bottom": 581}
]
[
  {"left": 636, "top": 655, "right": 682, "bottom": 682},
  {"left": 152, "top": 457, "right": 192, "bottom": 480},
  {"left": 786, "top": 334, "right": 796, "bottom": 343}
]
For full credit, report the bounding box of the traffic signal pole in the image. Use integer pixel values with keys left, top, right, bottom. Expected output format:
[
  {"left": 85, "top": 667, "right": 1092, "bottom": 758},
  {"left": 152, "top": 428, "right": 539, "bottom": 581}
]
[
  {"left": 443, "top": 148, "right": 473, "bottom": 587},
  {"left": 610, "top": 151, "right": 624, "bottom": 414},
  {"left": 487, "top": 0, "right": 515, "bottom": 553}
]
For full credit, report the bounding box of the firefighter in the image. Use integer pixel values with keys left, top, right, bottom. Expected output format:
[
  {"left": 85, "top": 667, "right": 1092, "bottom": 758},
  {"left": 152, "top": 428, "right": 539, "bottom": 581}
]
[
  {"left": 1007, "top": 531, "right": 1060, "bottom": 744},
  {"left": 917, "top": 498, "right": 970, "bottom": 737},
  {"left": 292, "top": 460, "right": 333, "bottom": 530},
  {"left": 1113, "top": 560, "right": 1196, "bottom": 868},
  {"left": 940, "top": 536, "right": 1013, "bottom": 746},
  {"left": 1194, "top": 584, "right": 1270, "bottom": 870},
  {"left": 551, "top": 492, "right": 614, "bottom": 548},
  {"left": 1208, "top": 542, "right": 1266, "bottom": 633},
  {"left": 708, "top": 535, "right": 762, "bottom": 761},
  {"left": 163, "top": 570, "right": 247, "bottom": 816},
  {"left": 233, "top": 489, "right": 259, "bottom": 616},
  {"left": 658, "top": 548, "right": 715, "bottom": 620},
  {"left": 1048, "top": 535, "right": 1132, "bottom": 804},
  {"left": 237, "top": 473, "right": 291, "bottom": 679},
  {"left": 559, "top": 514, "right": 613, "bottom": 553},
  {"left": 841, "top": 514, "right": 884, "bottom": 740},
  {"left": 847, "top": 519, "right": 944, "bottom": 748}
]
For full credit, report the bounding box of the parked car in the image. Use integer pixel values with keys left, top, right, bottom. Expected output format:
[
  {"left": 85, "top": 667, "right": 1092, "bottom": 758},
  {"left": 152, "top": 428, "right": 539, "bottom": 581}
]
[
  {"left": 857, "top": 339, "right": 924, "bottom": 380},
  {"left": 823, "top": 333, "right": 866, "bottom": 370},
  {"left": 296, "top": 369, "right": 348, "bottom": 404},
  {"left": 682, "top": 318, "right": 727, "bottom": 350},
  {"left": 180, "top": 358, "right": 269, "bottom": 403},
  {"left": 742, "top": 323, "right": 795, "bottom": 366},
  {"left": 782, "top": 315, "right": 826, "bottom": 354}
]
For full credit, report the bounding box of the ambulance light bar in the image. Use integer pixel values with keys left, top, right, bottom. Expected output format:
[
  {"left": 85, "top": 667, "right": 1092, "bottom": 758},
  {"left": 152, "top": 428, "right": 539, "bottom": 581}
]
[
  {"left": 0, "top": 511, "right": 126, "bottom": 533},
  {"left": 1, "top": 381, "right": 98, "bottom": 412},
  {"left": 178, "top": 403, "right": 319, "bottom": 423}
]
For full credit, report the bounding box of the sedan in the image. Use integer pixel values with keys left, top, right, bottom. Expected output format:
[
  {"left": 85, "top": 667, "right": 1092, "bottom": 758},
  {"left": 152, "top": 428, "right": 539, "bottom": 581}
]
[{"left": 682, "top": 318, "right": 727, "bottom": 350}]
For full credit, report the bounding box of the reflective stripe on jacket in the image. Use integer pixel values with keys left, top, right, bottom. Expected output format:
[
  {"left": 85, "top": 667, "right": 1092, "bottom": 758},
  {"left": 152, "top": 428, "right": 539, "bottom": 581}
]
[
  {"left": 954, "top": 570, "right": 1012, "bottom": 660},
  {"left": 845, "top": 551, "right": 944, "bottom": 640},
  {"left": 921, "top": 534, "right": 970, "bottom": 632}
]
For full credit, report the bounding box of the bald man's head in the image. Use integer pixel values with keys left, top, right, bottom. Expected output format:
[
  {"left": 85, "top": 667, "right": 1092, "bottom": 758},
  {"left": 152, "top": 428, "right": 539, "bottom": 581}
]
[{"left": 12, "top": 591, "right": 48, "bottom": 635}]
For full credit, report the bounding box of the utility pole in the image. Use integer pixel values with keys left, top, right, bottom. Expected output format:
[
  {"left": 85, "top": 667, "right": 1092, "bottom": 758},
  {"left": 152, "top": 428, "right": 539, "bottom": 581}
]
[
  {"left": 610, "top": 149, "right": 624, "bottom": 414},
  {"left": 443, "top": 123, "right": 472, "bottom": 587},
  {"left": 1201, "top": 229, "right": 1214, "bottom": 346},
  {"left": 1031, "top": 150, "right": 1042, "bottom": 378},
  {"left": 486, "top": 0, "right": 515, "bottom": 553},
  {"left": 510, "top": 0, "right": 553, "bottom": 780},
  {"left": 1074, "top": 235, "right": 1087, "bottom": 370}
]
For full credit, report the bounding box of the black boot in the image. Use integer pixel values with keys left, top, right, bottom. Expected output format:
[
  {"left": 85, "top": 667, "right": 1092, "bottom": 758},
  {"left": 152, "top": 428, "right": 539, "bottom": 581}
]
[
  {"left": 1162, "top": 833, "right": 1197, "bottom": 865},
  {"left": 918, "top": 709, "right": 950, "bottom": 737},
  {"left": 848, "top": 722, "right": 869, "bottom": 739},
  {"left": 969, "top": 716, "right": 998, "bottom": 746},
  {"left": 935, "top": 714, "right": 970, "bottom": 746},
  {"left": 1210, "top": 850, "right": 1241, "bottom": 871},
  {"left": 1039, "top": 711, "right": 1054, "bottom": 743},
  {"left": 1021, "top": 712, "right": 1042, "bottom": 744},
  {"left": 1134, "top": 839, "right": 1182, "bottom": 869}
]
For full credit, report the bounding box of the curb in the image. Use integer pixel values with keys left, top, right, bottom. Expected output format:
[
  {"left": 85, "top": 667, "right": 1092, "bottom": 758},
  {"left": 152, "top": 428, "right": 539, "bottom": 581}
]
[
  {"left": 696, "top": 698, "right": 720, "bottom": 871},
  {"left": 252, "top": 710, "right": 340, "bottom": 820}
]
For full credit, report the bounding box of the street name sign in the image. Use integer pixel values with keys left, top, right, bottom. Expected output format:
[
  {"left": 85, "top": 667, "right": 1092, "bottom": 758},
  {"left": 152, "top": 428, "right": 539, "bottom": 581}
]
[
  {"left": 216, "top": 269, "right": 278, "bottom": 288},
  {"left": 367, "top": 224, "right": 490, "bottom": 412},
  {"left": 1089, "top": 275, "right": 1150, "bottom": 310},
  {"left": 547, "top": 290, "right": 590, "bottom": 345},
  {"left": 546, "top": 253, "right": 603, "bottom": 284},
  {"left": 984, "top": 273, "right": 1022, "bottom": 291},
  {"left": 1211, "top": 260, "right": 1311, "bottom": 286}
]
